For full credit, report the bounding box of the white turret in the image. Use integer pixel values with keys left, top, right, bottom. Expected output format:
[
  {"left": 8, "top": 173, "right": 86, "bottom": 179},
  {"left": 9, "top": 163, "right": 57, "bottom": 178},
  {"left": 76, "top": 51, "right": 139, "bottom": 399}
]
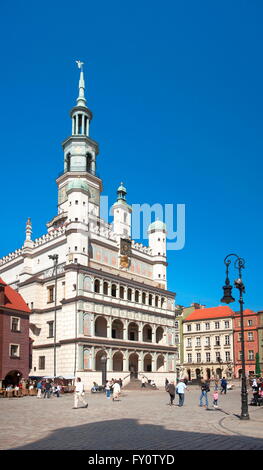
[
  {"left": 148, "top": 220, "right": 167, "bottom": 288},
  {"left": 112, "top": 183, "right": 132, "bottom": 238}
]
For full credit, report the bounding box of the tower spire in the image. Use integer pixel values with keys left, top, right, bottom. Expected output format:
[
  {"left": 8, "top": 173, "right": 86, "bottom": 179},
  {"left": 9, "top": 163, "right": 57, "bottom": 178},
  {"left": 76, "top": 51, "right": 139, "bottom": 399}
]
[{"left": 76, "top": 60, "right": 86, "bottom": 107}]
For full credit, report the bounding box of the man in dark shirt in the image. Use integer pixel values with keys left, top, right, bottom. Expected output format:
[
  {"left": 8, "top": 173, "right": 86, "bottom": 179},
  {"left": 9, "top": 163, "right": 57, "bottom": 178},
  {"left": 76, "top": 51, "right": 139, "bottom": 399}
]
[
  {"left": 43, "top": 380, "right": 52, "bottom": 398},
  {"left": 166, "top": 381, "right": 176, "bottom": 406}
]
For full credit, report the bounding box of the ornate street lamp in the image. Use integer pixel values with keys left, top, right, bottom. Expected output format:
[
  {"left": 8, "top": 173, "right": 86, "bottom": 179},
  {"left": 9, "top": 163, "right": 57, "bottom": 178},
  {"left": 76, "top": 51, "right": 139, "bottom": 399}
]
[
  {"left": 48, "top": 254, "right": 59, "bottom": 377},
  {"left": 101, "top": 354, "right": 107, "bottom": 386},
  {"left": 221, "top": 253, "right": 249, "bottom": 420}
]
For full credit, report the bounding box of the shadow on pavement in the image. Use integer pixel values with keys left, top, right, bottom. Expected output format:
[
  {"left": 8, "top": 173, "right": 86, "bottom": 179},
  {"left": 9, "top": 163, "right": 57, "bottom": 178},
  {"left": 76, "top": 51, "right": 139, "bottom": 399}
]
[{"left": 11, "top": 418, "right": 263, "bottom": 450}]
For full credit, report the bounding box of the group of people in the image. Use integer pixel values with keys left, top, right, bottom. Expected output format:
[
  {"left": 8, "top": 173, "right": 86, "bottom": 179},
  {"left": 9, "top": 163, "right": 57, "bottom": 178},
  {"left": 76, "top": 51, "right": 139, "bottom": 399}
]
[
  {"left": 141, "top": 376, "right": 157, "bottom": 388},
  {"left": 36, "top": 380, "right": 61, "bottom": 398},
  {"left": 165, "top": 376, "right": 230, "bottom": 409},
  {"left": 105, "top": 378, "right": 123, "bottom": 401},
  {"left": 251, "top": 377, "right": 263, "bottom": 406}
]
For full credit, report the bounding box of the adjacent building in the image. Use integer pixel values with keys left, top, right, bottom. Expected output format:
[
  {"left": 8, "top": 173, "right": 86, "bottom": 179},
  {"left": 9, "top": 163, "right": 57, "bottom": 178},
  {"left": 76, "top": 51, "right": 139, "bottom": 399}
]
[
  {"left": 0, "top": 279, "right": 31, "bottom": 386},
  {"left": 233, "top": 309, "right": 260, "bottom": 378}
]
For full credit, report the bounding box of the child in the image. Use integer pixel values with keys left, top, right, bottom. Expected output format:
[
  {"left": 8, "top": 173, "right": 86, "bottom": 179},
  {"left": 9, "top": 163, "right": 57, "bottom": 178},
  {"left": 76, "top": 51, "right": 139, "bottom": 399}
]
[{"left": 213, "top": 389, "right": 219, "bottom": 408}]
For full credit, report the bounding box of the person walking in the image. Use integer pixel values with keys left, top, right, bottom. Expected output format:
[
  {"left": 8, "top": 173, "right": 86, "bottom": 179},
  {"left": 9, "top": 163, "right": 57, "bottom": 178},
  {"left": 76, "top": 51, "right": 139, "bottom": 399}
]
[
  {"left": 176, "top": 379, "right": 189, "bottom": 407},
  {"left": 166, "top": 381, "right": 176, "bottom": 406},
  {"left": 213, "top": 389, "right": 219, "bottom": 408},
  {"left": 43, "top": 380, "right": 52, "bottom": 399},
  {"left": 36, "top": 380, "right": 42, "bottom": 398},
  {"left": 112, "top": 380, "right": 121, "bottom": 401},
  {"left": 141, "top": 376, "right": 147, "bottom": 388},
  {"left": 73, "top": 377, "right": 88, "bottom": 409},
  {"left": 105, "top": 381, "right": 111, "bottom": 399},
  {"left": 199, "top": 378, "right": 210, "bottom": 408},
  {"left": 220, "top": 377, "right": 227, "bottom": 394}
]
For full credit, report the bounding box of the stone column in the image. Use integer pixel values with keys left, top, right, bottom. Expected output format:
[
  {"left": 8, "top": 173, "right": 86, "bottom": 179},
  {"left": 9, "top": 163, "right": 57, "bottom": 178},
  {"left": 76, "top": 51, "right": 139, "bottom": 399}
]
[
  {"left": 138, "top": 322, "right": 143, "bottom": 342},
  {"left": 138, "top": 351, "right": 143, "bottom": 373},
  {"left": 152, "top": 352, "right": 157, "bottom": 372},
  {"left": 107, "top": 348, "right": 113, "bottom": 372},
  {"left": 91, "top": 346, "right": 96, "bottom": 370},
  {"left": 107, "top": 317, "right": 112, "bottom": 338},
  {"left": 123, "top": 319, "right": 128, "bottom": 341},
  {"left": 124, "top": 350, "right": 129, "bottom": 372}
]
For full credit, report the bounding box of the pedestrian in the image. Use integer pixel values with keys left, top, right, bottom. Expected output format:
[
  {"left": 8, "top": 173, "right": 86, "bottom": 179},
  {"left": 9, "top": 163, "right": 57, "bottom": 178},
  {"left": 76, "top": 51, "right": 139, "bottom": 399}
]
[
  {"left": 54, "top": 384, "right": 61, "bottom": 397},
  {"left": 165, "top": 378, "right": 169, "bottom": 387},
  {"left": 176, "top": 379, "right": 189, "bottom": 407},
  {"left": 213, "top": 389, "right": 219, "bottom": 408},
  {"left": 73, "top": 377, "right": 88, "bottom": 409},
  {"left": 220, "top": 377, "right": 227, "bottom": 394},
  {"left": 43, "top": 380, "right": 52, "bottom": 398},
  {"left": 119, "top": 378, "right": 123, "bottom": 389},
  {"left": 112, "top": 380, "right": 121, "bottom": 401},
  {"left": 166, "top": 381, "right": 175, "bottom": 406},
  {"left": 36, "top": 380, "right": 42, "bottom": 398},
  {"left": 199, "top": 378, "right": 210, "bottom": 409},
  {"left": 141, "top": 376, "right": 147, "bottom": 388},
  {"left": 105, "top": 381, "right": 111, "bottom": 399}
]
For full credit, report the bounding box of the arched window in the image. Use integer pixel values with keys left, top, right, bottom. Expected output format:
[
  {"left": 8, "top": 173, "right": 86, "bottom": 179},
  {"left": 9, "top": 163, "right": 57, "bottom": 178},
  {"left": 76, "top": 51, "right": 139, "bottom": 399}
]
[
  {"left": 142, "top": 292, "right": 146, "bottom": 304},
  {"left": 66, "top": 152, "right": 71, "bottom": 172},
  {"left": 94, "top": 279, "right": 100, "bottom": 293},
  {"left": 127, "top": 288, "right": 132, "bottom": 301},
  {"left": 161, "top": 297, "right": 165, "bottom": 308},
  {"left": 155, "top": 296, "right": 159, "bottom": 307},
  {"left": 103, "top": 282, "right": 108, "bottom": 295},
  {"left": 135, "top": 290, "right": 139, "bottom": 302},
  {"left": 86, "top": 152, "right": 93, "bottom": 173},
  {"left": 111, "top": 284, "right": 117, "bottom": 297},
  {"left": 120, "top": 286, "right": 125, "bottom": 299},
  {"left": 149, "top": 294, "right": 153, "bottom": 306}
]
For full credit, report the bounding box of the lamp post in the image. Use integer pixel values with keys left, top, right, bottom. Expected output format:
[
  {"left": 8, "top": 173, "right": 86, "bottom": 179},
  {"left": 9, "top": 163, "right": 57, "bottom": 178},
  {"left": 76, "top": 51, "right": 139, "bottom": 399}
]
[
  {"left": 101, "top": 354, "right": 107, "bottom": 386},
  {"left": 221, "top": 253, "right": 249, "bottom": 420},
  {"left": 48, "top": 254, "right": 59, "bottom": 378}
]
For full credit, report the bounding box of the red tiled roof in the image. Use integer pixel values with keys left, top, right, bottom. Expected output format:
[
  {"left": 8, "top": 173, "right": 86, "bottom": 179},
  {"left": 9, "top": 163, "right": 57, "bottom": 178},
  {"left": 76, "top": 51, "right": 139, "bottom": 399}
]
[
  {"left": 0, "top": 278, "right": 30, "bottom": 313},
  {"left": 184, "top": 305, "right": 234, "bottom": 321},
  {"left": 234, "top": 309, "right": 257, "bottom": 317}
]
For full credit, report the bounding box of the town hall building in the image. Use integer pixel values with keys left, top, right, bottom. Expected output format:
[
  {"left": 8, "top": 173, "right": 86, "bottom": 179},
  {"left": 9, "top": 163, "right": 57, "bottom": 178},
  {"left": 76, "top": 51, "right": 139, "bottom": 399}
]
[{"left": 0, "top": 63, "right": 178, "bottom": 389}]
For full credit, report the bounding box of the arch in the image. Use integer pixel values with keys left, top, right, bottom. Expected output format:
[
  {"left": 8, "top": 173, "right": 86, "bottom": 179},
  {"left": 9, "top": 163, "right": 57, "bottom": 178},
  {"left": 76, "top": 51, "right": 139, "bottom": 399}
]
[
  {"left": 216, "top": 368, "right": 222, "bottom": 379},
  {"left": 3, "top": 370, "right": 22, "bottom": 387},
  {"left": 206, "top": 368, "right": 211, "bottom": 380},
  {"left": 111, "top": 284, "right": 117, "bottom": 297},
  {"left": 120, "top": 286, "right": 125, "bottom": 299},
  {"left": 127, "top": 288, "right": 132, "bottom": 301},
  {"left": 148, "top": 294, "right": 153, "bottom": 306},
  {"left": 135, "top": 290, "right": 140, "bottom": 302},
  {"left": 157, "top": 354, "right": 165, "bottom": 372},
  {"left": 187, "top": 369, "right": 191, "bottom": 381},
  {"left": 195, "top": 368, "right": 201, "bottom": 380},
  {"left": 95, "top": 350, "right": 107, "bottom": 371},
  {"left": 103, "top": 281, "right": 109, "bottom": 295},
  {"left": 155, "top": 296, "right": 159, "bottom": 307},
  {"left": 95, "top": 316, "right": 107, "bottom": 337},
  {"left": 144, "top": 353, "right": 152, "bottom": 372},
  {"left": 142, "top": 292, "right": 146, "bottom": 304},
  {"left": 156, "top": 326, "right": 164, "bottom": 344},
  {"left": 112, "top": 319, "right": 124, "bottom": 339},
  {"left": 143, "top": 324, "right": 152, "bottom": 342},
  {"left": 113, "top": 351, "right": 123, "bottom": 371},
  {"left": 129, "top": 353, "right": 139, "bottom": 379},
  {"left": 128, "top": 322, "right": 139, "bottom": 341},
  {"left": 94, "top": 279, "right": 100, "bottom": 293}
]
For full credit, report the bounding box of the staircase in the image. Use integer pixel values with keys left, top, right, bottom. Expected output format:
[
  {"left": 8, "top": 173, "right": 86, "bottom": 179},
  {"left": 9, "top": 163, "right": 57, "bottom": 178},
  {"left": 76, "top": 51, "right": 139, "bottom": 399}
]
[{"left": 123, "top": 379, "right": 158, "bottom": 391}]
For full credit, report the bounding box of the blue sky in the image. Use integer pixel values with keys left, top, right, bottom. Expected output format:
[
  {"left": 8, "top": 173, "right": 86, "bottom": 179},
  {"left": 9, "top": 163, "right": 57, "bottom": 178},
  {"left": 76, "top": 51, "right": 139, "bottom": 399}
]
[{"left": 0, "top": 0, "right": 262, "bottom": 310}]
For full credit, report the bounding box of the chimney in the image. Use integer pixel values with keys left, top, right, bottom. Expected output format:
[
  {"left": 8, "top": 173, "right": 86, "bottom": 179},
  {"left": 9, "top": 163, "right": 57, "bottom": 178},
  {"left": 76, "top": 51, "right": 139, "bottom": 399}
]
[{"left": 0, "top": 281, "right": 5, "bottom": 305}]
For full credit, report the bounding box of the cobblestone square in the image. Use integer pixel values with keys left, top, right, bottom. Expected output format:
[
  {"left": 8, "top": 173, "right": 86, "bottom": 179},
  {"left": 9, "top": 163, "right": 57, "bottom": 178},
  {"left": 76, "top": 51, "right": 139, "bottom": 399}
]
[{"left": 1, "top": 386, "right": 262, "bottom": 450}]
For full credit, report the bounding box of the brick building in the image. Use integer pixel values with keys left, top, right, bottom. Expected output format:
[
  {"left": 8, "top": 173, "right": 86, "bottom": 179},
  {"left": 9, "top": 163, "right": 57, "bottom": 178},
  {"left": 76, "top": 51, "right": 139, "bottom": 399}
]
[
  {"left": 233, "top": 309, "right": 259, "bottom": 378},
  {"left": 0, "top": 279, "right": 31, "bottom": 386}
]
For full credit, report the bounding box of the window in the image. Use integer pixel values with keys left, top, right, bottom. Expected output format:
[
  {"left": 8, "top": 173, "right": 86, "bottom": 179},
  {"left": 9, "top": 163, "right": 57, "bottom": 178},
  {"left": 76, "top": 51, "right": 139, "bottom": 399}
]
[
  {"left": 239, "top": 351, "right": 243, "bottom": 360},
  {"left": 175, "top": 334, "right": 179, "bottom": 344},
  {"left": 75, "top": 200, "right": 78, "bottom": 205},
  {"left": 205, "top": 323, "right": 210, "bottom": 330},
  {"left": 206, "top": 353, "right": 211, "bottom": 362},
  {"left": 248, "top": 332, "right": 254, "bottom": 341},
  {"left": 248, "top": 350, "right": 254, "bottom": 360},
  {"left": 205, "top": 337, "right": 210, "bottom": 347},
  {"left": 224, "top": 321, "right": 230, "bottom": 328},
  {"left": 111, "top": 284, "right": 117, "bottom": 297},
  {"left": 120, "top": 286, "right": 125, "bottom": 299},
  {"left": 187, "top": 338, "right": 192, "bottom": 347},
  {"left": 155, "top": 296, "right": 159, "bottom": 307},
  {"left": 149, "top": 294, "right": 153, "bottom": 306},
  {"left": 142, "top": 292, "right": 146, "bottom": 304},
  {"left": 196, "top": 324, "right": 201, "bottom": 331},
  {"left": 127, "top": 288, "right": 132, "bottom": 301},
  {"left": 238, "top": 333, "right": 242, "bottom": 342},
  {"left": 196, "top": 353, "right": 201, "bottom": 363},
  {"left": 187, "top": 324, "right": 191, "bottom": 332},
  {"left": 196, "top": 337, "right": 201, "bottom": 347},
  {"left": 187, "top": 353, "right": 192, "bottom": 363},
  {"left": 47, "top": 286, "right": 54, "bottom": 303},
  {"left": 147, "top": 328, "right": 152, "bottom": 340},
  {"left": 11, "top": 317, "right": 20, "bottom": 332},
  {"left": 225, "top": 351, "right": 231, "bottom": 362},
  {"left": 135, "top": 290, "right": 140, "bottom": 302},
  {"left": 225, "top": 335, "right": 230, "bottom": 345},
  {"left": 103, "top": 282, "right": 109, "bottom": 295},
  {"left": 215, "top": 336, "right": 220, "bottom": 346},
  {"left": 161, "top": 297, "right": 165, "bottom": 308},
  {"left": 39, "top": 356, "right": 45, "bottom": 370},
  {"left": 10, "top": 344, "right": 19, "bottom": 358},
  {"left": 215, "top": 322, "right": 220, "bottom": 329},
  {"left": 175, "top": 321, "right": 179, "bottom": 329},
  {"left": 47, "top": 321, "right": 54, "bottom": 338},
  {"left": 216, "top": 352, "right": 221, "bottom": 361},
  {"left": 94, "top": 279, "right": 100, "bottom": 293},
  {"left": 248, "top": 320, "right": 253, "bottom": 326}
]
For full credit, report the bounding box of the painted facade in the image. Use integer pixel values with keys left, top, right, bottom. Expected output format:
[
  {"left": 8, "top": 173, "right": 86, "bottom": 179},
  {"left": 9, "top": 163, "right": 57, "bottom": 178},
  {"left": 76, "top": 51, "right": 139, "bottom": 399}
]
[{"left": 233, "top": 309, "right": 260, "bottom": 378}]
